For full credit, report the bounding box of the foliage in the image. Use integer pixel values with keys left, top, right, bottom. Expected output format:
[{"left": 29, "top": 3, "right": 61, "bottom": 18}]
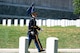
[{"left": 73, "top": 0, "right": 80, "bottom": 15}]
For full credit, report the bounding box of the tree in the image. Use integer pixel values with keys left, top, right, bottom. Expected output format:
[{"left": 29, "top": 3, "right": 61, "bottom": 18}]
[{"left": 73, "top": 0, "right": 80, "bottom": 17}]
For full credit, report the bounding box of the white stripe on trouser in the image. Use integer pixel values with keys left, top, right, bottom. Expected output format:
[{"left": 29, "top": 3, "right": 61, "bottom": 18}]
[{"left": 35, "top": 35, "right": 42, "bottom": 50}]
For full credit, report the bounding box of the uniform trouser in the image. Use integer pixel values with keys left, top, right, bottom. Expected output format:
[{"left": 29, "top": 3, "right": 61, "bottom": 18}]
[{"left": 28, "top": 34, "right": 43, "bottom": 51}]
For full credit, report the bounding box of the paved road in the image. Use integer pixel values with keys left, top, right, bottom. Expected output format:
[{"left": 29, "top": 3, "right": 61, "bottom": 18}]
[
  {"left": 0, "top": 48, "right": 46, "bottom": 53},
  {"left": 0, "top": 48, "right": 80, "bottom": 53}
]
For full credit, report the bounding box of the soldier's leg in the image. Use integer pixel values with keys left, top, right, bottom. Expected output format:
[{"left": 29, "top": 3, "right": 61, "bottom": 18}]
[
  {"left": 28, "top": 38, "right": 32, "bottom": 48},
  {"left": 34, "top": 35, "right": 43, "bottom": 52}
]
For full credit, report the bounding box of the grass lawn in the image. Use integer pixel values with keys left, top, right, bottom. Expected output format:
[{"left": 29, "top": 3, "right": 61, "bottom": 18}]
[{"left": 0, "top": 25, "right": 80, "bottom": 48}]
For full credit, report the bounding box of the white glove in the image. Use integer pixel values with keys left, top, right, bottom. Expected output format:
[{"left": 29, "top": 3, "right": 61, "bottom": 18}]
[
  {"left": 31, "top": 31, "right": 34, "bottom": 35},
  {"left": 40, "top": 28, "right": 43, "bottom": 31}
]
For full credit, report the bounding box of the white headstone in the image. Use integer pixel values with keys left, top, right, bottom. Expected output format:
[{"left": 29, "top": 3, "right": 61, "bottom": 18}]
[
  {"left": 46, "top": 37, "right": 58, "bottom": 53},
  {"left": 20, "top": 19, "right": 24, "bottom": 27},
  {"left": 2, "top": 19, "right": 6, "bottom": 26},
  {"left": 67, "top": 20, "right": 70, "bottom": 26},
  {"left": 54, "top": 20, "right": 58, "bottom": 26},
  {"left": 76, "top": 19, "right": 80, "bottom": 27},
  {"left": 51, "top": 19, "right": 54, "bottom": 26},
  {"left": 42, "top": 20, "right": 46, "bottom": 26},
  {"left": 64, "top": 19, "right": 68, "bottom": 26},
  {"left": 37, "top": 19, "right": 42, "bottom": 26},
  {"left": 69, "top": 20, "right": 72, "bottom": 26},
  {"left": 73, "top": 20, "right": 76, "bottom": 26},
  {"left": 7, "top": 19, "right": 11, "bottom": 26},
  {"left": 57, "top": 20, "right": 61, "bottom": 26},
  {"left": 19, "top": 36, "right": 29, "bottom": 53},
  {"left": 46, "top": 19, "right": 51, "bottom": 27},
  {"left": 70, "top": 20, "right": 75, "bottom": 26},
  {"left": 61, "top": 19, "right": 67, "bottom": 27},
  {"left": 26, "top": 19, "right": 29, "bottom": 26},
  {"left": 36, "top": 19, "right": 38, "bottom": 26},
  {"left": 14, "top": 19, "right": 18, "bottom": 26}
]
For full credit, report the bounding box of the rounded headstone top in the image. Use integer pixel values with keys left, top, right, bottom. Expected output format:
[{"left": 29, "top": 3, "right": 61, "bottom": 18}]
[
  {"left": 47, "top": 37, "right": 58, "bottom": 40},
  {"left": 20, "top": 36, "right": 29, "bottom": 39}
]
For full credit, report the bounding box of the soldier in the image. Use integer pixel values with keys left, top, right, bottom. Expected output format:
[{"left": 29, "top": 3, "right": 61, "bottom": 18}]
[{"left": 27, "top": 3, "right": 45, "bottom": 52}]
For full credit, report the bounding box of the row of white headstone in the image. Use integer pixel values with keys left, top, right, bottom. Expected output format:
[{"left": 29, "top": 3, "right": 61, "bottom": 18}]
[{"left": 2, "top": 19, "right": 80, "bottom": 27}]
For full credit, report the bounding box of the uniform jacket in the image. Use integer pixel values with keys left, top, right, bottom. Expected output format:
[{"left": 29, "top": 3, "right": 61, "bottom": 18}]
[{"left": 28, "top": 18, "right": 41, "bottom": 38}]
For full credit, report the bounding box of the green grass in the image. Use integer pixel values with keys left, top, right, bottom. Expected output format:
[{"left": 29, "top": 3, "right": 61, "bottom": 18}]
[
  {"left": 0, "top": 25, "right": 80, "bottom": 48},
  {"left": 0, "top": 25, "right": 27, "bottom": 48}
]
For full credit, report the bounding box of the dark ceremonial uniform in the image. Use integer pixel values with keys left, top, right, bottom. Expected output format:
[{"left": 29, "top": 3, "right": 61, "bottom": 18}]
[
  {"left": 27, "top": 3, "right": 45, "bottom": 52},
  {"left": 28, "top": 18, "right": 44, "bottom": 52}
]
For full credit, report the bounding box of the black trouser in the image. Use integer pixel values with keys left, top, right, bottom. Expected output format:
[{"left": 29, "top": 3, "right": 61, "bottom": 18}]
[{"left": 28, "top": 34, "right": 43, "bottom": 52}]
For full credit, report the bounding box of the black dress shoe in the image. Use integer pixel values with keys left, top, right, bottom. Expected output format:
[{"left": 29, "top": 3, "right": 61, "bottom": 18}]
[{"left": 39, "top": 50, "right": 45, "bottom": 52}]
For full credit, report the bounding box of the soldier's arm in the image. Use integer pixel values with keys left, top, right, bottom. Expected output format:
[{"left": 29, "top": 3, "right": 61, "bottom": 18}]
[
  {"left": 35, "top": 26, "right": 41, "bottom": 30},
  {"left": 29, "top": 19, "right": 41, "bottom": 30},
  {"left": 30, "top": 25, "right": 41, "bottom": 30}
]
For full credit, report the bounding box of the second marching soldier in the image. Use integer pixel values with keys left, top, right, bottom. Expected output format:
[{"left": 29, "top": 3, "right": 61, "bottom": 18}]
[{"left": 27, "top": 3, "right": 45, "bottom": 52}]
